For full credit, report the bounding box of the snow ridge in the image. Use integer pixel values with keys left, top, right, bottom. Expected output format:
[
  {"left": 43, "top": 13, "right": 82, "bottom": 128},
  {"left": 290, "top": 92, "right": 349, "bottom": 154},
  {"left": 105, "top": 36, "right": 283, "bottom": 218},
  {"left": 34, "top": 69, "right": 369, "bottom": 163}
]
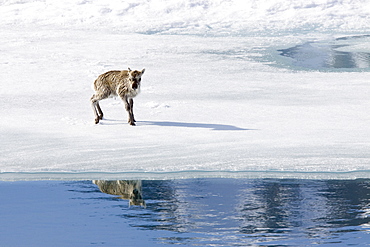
[{"left": 1, "top": 0, "right": 370, "bottom": 35}]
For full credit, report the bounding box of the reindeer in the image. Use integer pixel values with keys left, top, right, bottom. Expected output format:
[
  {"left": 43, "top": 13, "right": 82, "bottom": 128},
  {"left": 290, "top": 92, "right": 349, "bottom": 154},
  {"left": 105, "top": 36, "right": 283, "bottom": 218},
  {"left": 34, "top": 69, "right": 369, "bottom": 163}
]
[
  {"left": 93, "top": 180, "right": 146, "bottom": 207},
  {"left": 90, "top": 68, "right": 145, "bottom": 125}
]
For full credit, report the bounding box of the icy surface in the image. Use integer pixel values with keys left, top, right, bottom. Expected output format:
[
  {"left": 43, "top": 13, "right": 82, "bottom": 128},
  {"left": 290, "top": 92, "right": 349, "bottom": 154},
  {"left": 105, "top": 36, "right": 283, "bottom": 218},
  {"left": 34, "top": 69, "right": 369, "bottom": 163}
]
[{"left": 0, "top": 0, "right": 370, "bottom": 180}]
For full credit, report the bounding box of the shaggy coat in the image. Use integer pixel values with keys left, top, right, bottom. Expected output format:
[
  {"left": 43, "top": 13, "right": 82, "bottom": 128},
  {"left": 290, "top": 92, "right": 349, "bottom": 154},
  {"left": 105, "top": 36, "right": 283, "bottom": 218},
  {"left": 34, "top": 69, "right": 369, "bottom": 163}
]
[
  {"left": 93, "top": 180, "right": 146, "bottom": 207},
  {"left": 90, "top": 68, "right": 145, "bottom": 125}
]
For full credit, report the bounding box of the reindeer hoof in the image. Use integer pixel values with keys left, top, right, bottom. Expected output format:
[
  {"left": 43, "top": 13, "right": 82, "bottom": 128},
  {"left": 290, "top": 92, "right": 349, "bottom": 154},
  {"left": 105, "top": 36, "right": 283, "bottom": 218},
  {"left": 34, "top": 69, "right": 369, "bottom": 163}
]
[
  {"left": 99, "top": 114, "right": 103, "bottom": 120},
  {"left": 95, "top": 118, "right": 100, "bottom": 124},
  {"left": 129, "top": 122, "right": 136, "bottom": 126}
]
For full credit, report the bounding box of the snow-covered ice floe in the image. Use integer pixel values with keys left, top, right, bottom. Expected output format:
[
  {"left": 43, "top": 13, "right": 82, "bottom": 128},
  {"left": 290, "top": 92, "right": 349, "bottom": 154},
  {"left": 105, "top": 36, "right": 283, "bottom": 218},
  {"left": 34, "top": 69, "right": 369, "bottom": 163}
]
[{"left": 1, "top": 0, "right": 370, "bottom": 180}]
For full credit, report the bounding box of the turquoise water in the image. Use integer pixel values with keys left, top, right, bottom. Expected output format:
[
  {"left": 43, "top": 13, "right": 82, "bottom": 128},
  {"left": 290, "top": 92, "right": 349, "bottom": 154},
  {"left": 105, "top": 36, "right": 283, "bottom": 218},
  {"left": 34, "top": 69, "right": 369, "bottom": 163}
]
[{"left": 1, "top": 178, "right": 369, "bottom": 246}]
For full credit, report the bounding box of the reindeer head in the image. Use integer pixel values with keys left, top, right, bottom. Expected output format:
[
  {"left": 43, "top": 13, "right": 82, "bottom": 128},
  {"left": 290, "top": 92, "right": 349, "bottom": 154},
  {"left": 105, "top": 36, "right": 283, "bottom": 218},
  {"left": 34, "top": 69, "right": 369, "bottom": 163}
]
[
  {"left": 129, "top": 188, "right": 146, "bottom": 208},
  {"left": 127, "top": 68, "right": 145, "bottom": 90}
]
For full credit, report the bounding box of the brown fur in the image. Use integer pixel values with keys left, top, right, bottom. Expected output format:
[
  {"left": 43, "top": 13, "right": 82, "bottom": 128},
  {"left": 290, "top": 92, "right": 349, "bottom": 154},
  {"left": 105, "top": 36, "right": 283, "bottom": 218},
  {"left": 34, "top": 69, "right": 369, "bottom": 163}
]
[
  {"left": 93, "top": 180, "right": 146, "bottom": 207},
  {"left": 90, "top": 68, "right": 145, "bottom": 125}
]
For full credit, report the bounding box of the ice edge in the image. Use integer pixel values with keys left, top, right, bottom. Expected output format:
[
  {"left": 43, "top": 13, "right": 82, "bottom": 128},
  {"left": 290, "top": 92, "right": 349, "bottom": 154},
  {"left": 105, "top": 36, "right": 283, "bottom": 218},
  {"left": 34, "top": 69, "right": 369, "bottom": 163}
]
[{"left": 1, "top": 170, "right": 370, "bottom": 181}]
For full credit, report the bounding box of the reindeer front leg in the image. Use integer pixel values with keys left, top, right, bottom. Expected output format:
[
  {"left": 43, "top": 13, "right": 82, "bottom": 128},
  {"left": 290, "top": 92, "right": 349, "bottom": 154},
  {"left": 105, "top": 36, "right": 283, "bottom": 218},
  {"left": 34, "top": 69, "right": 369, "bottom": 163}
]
[
  {"left": 129, "top": 98, "right": 136, "bottom": 123},
  {"left": 123, "top": 96, "right": 135, "bottom": 126}
]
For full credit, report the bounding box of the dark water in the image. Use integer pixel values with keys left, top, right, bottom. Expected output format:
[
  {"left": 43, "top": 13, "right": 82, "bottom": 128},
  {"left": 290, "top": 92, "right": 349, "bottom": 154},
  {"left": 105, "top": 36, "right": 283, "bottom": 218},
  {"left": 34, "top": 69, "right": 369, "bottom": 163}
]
[
  {"left": 278, "top": 35, "right": 370, "bottom": 70},
  {"left": 1, "top": 178, "right": 369, "bottom": 246}
]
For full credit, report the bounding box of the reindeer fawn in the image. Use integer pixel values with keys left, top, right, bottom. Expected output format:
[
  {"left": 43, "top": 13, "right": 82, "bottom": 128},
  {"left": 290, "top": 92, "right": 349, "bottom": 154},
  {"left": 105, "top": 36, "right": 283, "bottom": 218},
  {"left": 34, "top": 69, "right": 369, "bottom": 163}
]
[
  {"left": 90, "top": 68, "right": 145, "bottom": 125},
  {"left": 93, "top": 180, "right": 146, "bottom": 207}
]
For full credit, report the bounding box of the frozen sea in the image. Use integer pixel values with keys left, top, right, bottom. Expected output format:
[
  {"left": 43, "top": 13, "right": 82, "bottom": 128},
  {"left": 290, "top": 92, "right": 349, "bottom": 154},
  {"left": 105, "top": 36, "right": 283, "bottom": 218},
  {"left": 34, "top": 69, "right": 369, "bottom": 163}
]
[{"left": 1, "top": 0, "right": 370, "bottom": 246}]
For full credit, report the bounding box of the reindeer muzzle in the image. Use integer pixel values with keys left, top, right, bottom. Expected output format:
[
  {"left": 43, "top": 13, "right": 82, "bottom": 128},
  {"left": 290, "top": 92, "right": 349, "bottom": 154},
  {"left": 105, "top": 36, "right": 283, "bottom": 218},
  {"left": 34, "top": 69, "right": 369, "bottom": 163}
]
[{"left": 132, "top": 82, "right": 139, "bottom": 90}]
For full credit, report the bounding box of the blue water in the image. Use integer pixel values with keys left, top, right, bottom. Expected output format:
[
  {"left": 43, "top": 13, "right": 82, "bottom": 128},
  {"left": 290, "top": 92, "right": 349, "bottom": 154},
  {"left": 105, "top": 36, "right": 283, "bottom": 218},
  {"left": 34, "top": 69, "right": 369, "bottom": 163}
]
[
  {"left": 277, "top": 35, "right": 370, "bottom": 71},
  {"left": 0, "top": 178, "right": 369, "bottom": 246}
]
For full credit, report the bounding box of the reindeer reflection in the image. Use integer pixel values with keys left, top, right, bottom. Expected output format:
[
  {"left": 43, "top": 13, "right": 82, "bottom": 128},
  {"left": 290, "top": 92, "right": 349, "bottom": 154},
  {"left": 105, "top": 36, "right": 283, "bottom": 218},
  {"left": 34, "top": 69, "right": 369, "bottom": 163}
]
[{"left": 93, "top": 180, "right": 146, "bottom": 207}]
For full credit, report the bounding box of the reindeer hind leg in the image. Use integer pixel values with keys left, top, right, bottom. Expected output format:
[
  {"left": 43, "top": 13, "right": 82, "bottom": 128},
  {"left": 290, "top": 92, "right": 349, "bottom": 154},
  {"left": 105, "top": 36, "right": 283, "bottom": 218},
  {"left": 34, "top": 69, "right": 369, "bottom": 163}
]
[
  {"left": 91, "top": 101, "right": 100, "bottom": 124},
  {"left": 91, "top": 94, "right": 106, "bottom": 124}
]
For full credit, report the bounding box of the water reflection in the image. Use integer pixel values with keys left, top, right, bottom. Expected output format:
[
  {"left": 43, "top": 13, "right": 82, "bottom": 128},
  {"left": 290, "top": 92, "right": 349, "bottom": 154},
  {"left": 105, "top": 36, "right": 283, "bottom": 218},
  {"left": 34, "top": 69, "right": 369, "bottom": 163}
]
[
  {"left": 93, "top": 180, "right": 146, "bottom": 207},
  {"left": 91, "top": 179, "right": 370, "bottom": 246},
  {"left": 278, "top": 35, "right": 370, "bottom": 70}
]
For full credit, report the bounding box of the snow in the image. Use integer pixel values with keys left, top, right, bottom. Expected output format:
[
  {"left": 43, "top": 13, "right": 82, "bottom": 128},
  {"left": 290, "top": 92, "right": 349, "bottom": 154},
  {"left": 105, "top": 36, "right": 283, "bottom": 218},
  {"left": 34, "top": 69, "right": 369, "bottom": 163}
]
[
  {"left": 1, "top": 0, "right": 370, "bottom": 35},
  {"left": 0, "top": 0, "right": 370, "bottom": 180}
]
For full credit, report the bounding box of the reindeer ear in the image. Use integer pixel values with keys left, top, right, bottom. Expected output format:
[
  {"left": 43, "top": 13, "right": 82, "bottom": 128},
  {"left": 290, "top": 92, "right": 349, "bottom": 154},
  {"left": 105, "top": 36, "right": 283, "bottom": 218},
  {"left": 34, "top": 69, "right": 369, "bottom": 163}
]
[
  {"left": 141, "top": 68, "right": 145, "bottom": 74},
  {"left": 128, "top": 67, "right": 132, "bottom": 71}
]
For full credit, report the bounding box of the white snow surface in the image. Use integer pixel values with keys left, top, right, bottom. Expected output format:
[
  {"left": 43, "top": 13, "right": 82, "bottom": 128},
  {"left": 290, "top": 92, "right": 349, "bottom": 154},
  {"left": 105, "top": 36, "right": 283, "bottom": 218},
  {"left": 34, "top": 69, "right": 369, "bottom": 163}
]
[
  {"left": 1, "top": 0, "right": 370, "bottom": 35},
  {"left": 1, "top": 0, "right": 370, "bottom": 180}
]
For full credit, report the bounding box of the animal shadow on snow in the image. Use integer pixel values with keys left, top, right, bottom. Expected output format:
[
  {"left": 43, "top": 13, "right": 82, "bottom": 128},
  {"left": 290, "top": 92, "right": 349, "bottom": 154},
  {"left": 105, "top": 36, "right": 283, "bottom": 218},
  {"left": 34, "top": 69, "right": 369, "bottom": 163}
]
[
  {"left": 140, "top": 121, "right": 251, "bottom": 131},
  {"left": 99, "top": 119, "right": 251, "bottom": 131}
]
